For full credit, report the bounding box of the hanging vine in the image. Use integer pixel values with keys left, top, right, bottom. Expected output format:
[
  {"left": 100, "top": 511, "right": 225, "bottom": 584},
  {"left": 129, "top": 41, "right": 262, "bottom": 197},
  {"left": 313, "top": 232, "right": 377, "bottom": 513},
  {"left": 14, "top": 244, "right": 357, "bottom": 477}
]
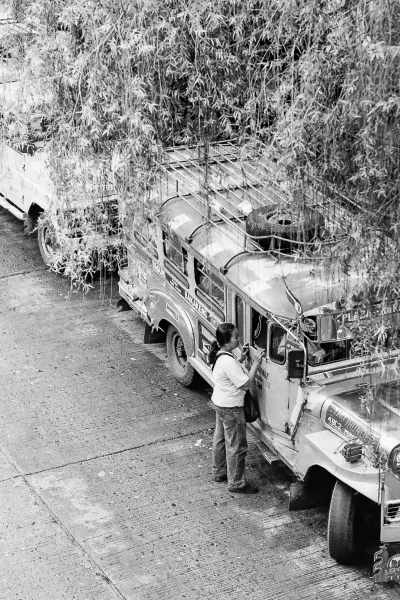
[{"left": 2, "top": 0, "right": 400, "bottom": 335}]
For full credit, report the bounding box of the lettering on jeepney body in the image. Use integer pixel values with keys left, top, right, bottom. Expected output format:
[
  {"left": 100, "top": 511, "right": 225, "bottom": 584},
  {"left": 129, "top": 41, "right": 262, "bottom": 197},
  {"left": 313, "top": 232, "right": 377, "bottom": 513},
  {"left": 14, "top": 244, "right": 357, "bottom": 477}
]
[
  {"left": 184, "top": 290, "right": 210, "bottom": 319},
  {"left": 198, "top": 321, "right": 215, "bottom": 362},
  {"left": 166, "top": 303, "right": 179, "bottom": 323},
  {"left": 164, "top": 272, "right": 222, "bottom": 325},
  {"left": 323, "top": 401, "right": 381, "bottom": 454},
  {"left": 255, "top": 367, "right": 270, "bottom": 390}
]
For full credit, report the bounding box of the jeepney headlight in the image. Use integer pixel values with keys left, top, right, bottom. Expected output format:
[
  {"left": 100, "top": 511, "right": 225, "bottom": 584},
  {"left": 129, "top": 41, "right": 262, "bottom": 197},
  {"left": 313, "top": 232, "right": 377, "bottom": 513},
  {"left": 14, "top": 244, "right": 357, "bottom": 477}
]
[{"left": 388, "top": 446, "right": 400, "bottom": 477}]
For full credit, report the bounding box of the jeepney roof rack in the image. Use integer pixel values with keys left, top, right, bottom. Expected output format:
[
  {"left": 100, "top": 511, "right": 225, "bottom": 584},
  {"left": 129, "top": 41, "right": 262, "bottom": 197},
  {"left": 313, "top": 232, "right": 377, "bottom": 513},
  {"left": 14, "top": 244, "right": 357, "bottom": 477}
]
[
  {"left": 157, "top": 142, "right": 372, "bottom": 257},
  {"left": 156, "top": 142, "right": 327, "bottom": 258}
]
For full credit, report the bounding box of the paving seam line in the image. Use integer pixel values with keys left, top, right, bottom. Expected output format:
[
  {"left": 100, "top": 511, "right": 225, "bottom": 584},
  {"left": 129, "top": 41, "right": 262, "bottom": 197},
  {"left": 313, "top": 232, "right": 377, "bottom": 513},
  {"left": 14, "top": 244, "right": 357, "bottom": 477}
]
[
  {"left": 0, "top": 474, "right": 21, "bottom": 483},
  {"left": 0, "top": 267, "right": 48, "bottom": 279},
  {"left": 0, "top": 424, "right": 213, "bottom": 599},
  {"left": 0, "top": 445, "right": 128, "bottom": 600},
  {"left": 0, "top": 425, "right": 213, "bottom": 478}
]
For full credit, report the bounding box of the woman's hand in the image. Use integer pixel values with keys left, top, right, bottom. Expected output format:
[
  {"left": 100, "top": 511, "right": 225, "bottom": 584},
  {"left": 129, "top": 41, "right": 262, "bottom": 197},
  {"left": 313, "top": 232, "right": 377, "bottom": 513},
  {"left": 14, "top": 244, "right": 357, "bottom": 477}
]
[
  {"left": 239, "top": 343, "right": 250, "bottom": 363},
  {"left": 244, "top": 347, "right": 265, "bottom": 387},
  {"left": 253, "top": 348, "right": 265, "bottom": 366}
]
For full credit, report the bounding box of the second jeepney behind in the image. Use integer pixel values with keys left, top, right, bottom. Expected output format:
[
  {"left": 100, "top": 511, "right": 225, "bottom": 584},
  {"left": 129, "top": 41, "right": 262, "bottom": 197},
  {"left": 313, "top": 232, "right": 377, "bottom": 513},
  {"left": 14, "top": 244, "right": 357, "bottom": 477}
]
[{"left": 119, "top": 142, "right": 400, "bottom": 579}]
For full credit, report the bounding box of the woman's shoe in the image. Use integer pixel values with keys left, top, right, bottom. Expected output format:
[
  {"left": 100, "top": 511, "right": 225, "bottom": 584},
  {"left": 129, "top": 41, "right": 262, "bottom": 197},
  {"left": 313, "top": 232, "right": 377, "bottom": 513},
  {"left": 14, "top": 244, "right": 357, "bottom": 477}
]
[
  {"left": 215, "top": 474, "right": 228, "bottom": 482},
  {"left": 228, "top": 483, "right": 259, "bottom": 494}
]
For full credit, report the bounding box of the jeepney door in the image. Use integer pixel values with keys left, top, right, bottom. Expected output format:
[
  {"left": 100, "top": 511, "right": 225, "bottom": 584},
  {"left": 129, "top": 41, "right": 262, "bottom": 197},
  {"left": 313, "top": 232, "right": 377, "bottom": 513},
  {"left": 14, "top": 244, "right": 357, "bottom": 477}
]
[{"left": 250, "top": 307, "right": 292, "bottom": 434}]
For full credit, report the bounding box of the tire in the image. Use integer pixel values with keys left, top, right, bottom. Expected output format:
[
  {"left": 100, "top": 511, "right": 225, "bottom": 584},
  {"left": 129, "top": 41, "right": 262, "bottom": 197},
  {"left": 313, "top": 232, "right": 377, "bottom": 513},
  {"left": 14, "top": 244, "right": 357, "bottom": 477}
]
[
  {"left": 37, "top": 222, "right": 58, "bottom": 266},
  {"left": 166, "top": 325, "right": 196, "bottom": 387},
  {"left": 246, "top": 205, "right": 324, "bottom": 251},
  {"left": 328, "top": 480, "right": 358, "bottom": 564}
]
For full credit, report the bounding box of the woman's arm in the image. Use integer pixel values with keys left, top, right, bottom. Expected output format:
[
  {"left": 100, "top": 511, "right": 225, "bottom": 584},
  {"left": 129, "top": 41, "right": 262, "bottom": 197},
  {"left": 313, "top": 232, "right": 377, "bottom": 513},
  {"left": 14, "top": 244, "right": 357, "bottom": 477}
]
[{"left": 239, "top": 348, "right": 264, "bottom": 390}]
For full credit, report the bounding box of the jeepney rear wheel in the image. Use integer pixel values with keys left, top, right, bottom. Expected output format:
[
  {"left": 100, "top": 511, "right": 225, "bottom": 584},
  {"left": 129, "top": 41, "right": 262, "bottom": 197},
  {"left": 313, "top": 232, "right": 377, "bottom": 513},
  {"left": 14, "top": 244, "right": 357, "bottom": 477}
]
[
  {"left": 166, "top": 326, "right": 196, "bottom": 387},
  {"left": 328, "top": 480, "right": 361, "bottom": 564}
]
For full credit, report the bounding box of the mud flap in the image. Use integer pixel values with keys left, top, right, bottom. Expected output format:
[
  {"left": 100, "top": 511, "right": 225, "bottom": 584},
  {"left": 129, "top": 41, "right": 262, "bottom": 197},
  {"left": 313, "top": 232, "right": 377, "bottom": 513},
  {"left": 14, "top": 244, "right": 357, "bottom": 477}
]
[
  {"left": 143, "top": 322, "right": 166, "bottom": 344},
  {"left": 289, "top": 482, "right": 318, "bottom": 511},
  {"left": 117, "top": 298, "right": 133, "bottom": 312},
  {"left": 289, "top": 479, "right": 331, "bottom": 511}
]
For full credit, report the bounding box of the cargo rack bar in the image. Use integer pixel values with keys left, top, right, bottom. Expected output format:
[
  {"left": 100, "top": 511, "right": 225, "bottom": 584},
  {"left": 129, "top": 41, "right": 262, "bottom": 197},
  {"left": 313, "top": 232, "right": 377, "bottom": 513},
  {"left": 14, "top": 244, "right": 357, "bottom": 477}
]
[{"left": 155, "top": 142, "right": 337, "bottom": 258}]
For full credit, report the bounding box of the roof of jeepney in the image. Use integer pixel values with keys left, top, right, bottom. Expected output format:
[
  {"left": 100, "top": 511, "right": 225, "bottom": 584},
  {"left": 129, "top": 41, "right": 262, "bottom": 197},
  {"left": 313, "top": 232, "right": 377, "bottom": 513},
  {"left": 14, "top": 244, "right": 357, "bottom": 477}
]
[
  {"left": 190, "top": 221, "right": 258, "bottom": 268},
  {"left": 0, "top": 78, "right": 51, "bottom": 110},
  {"left": 156, "top": 144, "right": 365, "bottom": 319},
  {"left": 0, "top": 17, "right": 33, "bottom": 41},
  {"left": 159, "top": 196, "right": 364, "bottom": 318},
  {"left": 159, "top": 194, "right": 253, "bottom": 241},
  {"left": 158, "top": 195, "right": 207, "bottom": 239},
  {"left": 224, "top": 253, "right": 364, "bottom": 319}
]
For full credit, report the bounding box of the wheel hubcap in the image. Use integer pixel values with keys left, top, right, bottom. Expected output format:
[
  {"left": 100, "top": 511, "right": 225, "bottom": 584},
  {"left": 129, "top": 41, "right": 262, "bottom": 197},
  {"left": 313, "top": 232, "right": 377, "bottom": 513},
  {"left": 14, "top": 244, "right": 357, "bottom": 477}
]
[
  {"left": 42, "top": 226, "right": 54, "bottom": 257},
  {"left": 174, "top": 335, "right": 187, "bottom": 368},
  {"left": 268, "top": 212, "right": 298, "bottom": 226}
]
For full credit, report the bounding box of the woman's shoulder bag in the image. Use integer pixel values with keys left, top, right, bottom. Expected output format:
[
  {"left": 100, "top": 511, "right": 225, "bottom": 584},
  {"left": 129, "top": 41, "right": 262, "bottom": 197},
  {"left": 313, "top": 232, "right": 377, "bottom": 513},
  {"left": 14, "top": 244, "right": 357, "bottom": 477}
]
[{"left": 243, "top": 389, "right": 260, "bottom": 423}]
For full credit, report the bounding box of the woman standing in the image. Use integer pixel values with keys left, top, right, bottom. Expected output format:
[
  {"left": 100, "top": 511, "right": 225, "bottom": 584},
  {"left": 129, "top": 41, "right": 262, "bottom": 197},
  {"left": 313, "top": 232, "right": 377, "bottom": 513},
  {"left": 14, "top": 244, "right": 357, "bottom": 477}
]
[{"left": 209, "top": 322, "right": 264, "bottom": 494}]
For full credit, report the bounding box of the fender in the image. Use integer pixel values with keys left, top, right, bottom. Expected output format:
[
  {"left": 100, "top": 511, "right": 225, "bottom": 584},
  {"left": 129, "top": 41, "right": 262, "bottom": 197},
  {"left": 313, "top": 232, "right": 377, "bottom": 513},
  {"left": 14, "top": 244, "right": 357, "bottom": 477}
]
[
  {"left": 145, "top": 289, "right": 195, "bottom": 356},
  {"left": 295, "top": 429, "right": 380, "bottom": 503}
]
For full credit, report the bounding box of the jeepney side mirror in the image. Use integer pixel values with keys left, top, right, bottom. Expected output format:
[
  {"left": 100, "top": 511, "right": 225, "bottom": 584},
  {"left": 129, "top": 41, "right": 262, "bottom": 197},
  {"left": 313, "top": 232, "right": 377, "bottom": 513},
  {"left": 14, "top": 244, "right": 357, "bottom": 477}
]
[{"left": 287, "top": 349, "right": 305, "bottom": 379}]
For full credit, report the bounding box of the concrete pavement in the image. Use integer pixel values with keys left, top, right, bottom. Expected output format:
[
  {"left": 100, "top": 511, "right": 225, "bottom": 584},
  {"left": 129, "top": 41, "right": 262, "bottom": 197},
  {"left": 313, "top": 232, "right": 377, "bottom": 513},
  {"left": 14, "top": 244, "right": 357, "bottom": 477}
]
[{"left": 1, "top": 206, "right": 400, "bottom": 600}]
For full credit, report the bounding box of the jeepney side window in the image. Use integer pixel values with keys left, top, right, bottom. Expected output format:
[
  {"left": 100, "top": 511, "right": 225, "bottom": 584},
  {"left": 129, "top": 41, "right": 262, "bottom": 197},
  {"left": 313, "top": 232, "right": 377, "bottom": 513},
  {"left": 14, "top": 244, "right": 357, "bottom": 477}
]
[
  {"left": 133, "top": 218, "right": 158, "bottom": 259},
  {"left": 270, "top": 325, "right": 286, "bottom": 364},
  {"left": 163, "top": 230, "right": 188, "bottom": 275},
  {"left": 251, "top": 309, "right": 268, "bottom": 352},
  {"left": 235, "top": 295, "right": 245, "bottom": 343},
  {"left": 194, "top": 259, "right": 224, "bottom": 307}
]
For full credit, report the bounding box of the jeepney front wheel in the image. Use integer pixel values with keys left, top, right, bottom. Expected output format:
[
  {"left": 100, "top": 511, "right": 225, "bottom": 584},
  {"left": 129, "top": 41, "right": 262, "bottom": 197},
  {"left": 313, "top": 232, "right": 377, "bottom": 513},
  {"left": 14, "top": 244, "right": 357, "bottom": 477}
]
[
  {"left": 166, "top": 326, "right": 196, "bottom": 387},
  {"left": 38, "top": 222, "right": 59, "bottom": 267},
  {"left": 328, "top": 480, "right": 360, "bottom": 564}
]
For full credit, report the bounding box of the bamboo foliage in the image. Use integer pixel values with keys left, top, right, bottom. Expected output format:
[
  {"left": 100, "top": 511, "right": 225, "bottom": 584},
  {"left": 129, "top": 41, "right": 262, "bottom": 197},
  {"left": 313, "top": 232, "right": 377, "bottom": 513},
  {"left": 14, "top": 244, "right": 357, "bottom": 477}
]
[{"left": 2, "top": 0, "right": 400, "bottom": 309}]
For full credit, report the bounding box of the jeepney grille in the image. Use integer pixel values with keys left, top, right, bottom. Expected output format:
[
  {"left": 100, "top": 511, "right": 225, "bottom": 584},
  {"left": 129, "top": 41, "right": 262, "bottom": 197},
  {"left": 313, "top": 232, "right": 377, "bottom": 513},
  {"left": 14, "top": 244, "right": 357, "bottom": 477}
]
[{"left": 385, "top": 500, "right": 400, "bottom": 523}]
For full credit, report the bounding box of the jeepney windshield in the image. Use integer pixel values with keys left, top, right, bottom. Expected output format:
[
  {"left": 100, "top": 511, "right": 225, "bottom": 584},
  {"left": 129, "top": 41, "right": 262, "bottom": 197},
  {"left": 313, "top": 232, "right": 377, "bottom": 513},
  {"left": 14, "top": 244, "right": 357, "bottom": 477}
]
[
  {"left": 302, "top": 315, "right": 352, "bottom": 365},
  {"left": 303, "top": 305, "right": 400, "bottom": 366}
]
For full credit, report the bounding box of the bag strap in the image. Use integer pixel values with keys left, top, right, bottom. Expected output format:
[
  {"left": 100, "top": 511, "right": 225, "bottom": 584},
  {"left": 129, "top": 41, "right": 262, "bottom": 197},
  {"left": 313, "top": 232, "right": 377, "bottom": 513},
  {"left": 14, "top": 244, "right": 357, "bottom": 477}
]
[{"left": 211, "top": 351, "right": 234, "bottom": 371}]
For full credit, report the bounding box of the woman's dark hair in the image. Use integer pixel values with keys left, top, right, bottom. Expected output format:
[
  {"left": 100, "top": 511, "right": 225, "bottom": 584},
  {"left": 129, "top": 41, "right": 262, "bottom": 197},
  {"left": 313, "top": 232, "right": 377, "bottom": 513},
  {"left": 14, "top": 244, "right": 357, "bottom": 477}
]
[{"left": 208, "top": 322, "right": 236, "bottom": 366}]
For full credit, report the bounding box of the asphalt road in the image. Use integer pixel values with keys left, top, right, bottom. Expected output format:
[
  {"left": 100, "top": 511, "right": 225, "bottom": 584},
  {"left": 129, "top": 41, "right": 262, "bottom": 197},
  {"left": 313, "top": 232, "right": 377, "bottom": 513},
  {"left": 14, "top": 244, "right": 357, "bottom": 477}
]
[{"left": 1, "top": 206, "right": 400, "bottom": 600}]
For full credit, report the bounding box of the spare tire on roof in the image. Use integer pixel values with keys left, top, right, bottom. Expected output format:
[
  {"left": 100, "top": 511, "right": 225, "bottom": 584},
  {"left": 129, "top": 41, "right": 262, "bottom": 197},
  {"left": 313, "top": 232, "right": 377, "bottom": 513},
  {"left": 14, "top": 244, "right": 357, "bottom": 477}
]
[{"left": 245, "top": 205, "right": 324, "bottom": 252}]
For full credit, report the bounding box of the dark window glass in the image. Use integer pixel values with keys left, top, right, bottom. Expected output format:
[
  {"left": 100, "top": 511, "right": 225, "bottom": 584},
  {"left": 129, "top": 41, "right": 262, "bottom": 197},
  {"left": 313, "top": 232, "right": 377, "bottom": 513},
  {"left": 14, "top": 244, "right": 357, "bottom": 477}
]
[
  {"left": 270, "top": 325, "right": 286, "bottom": 364},
  {"left": 163, "top": 230, "right": 188, "bottom": 274},
  {"left": 251, "top": 309, "right": 268, "bottom": 352},
  {"left": 235, "top": 295, "right": 245, "bottom": 343},
  {"left": 194, "top": 259, "right": 224, "bottom": 307},
  {"left": 307, "top": 339, "right": 352, "bottom": 365}
]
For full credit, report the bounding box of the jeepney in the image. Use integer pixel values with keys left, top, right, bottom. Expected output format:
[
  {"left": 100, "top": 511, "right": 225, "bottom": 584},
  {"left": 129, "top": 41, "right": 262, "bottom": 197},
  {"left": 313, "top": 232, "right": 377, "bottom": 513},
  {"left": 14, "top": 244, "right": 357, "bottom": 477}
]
[
  {"left": 119, "top": 142, "right": 400, "bottom": 580},
  {"left": 0, "top": 17, "right": 120, "bottom": 266}
]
